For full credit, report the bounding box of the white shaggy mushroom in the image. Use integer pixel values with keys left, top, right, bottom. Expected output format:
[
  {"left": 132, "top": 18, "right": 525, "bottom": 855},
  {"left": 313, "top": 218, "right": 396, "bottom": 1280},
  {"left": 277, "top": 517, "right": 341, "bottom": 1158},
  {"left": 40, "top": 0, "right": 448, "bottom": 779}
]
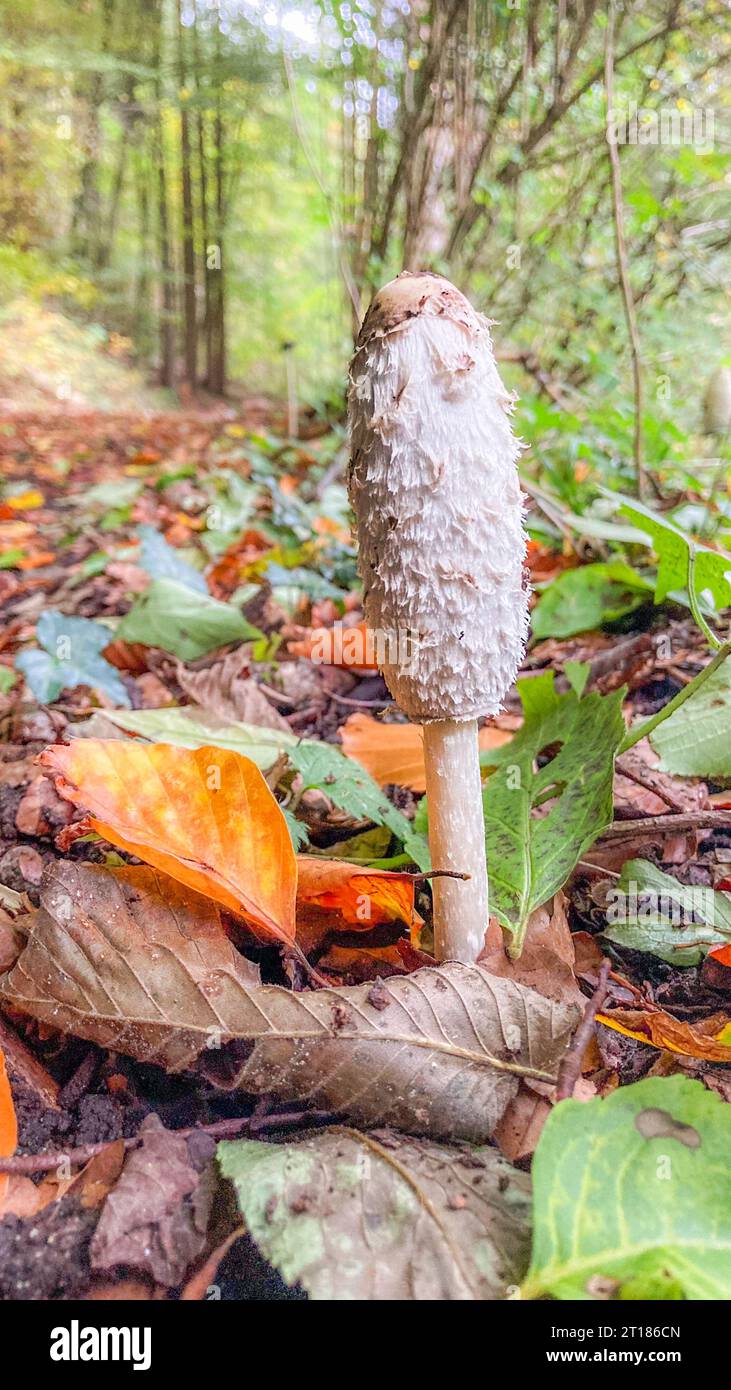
[{"left": 348, "top": 271, "right": 529, "bottom": 964}]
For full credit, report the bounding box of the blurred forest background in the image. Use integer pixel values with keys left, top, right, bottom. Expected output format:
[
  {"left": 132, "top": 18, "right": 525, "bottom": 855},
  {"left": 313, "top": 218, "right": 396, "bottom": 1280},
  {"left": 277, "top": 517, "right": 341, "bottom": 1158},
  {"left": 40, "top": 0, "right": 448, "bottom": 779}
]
[{"left": 0, "top": 0, "right": 729, "bottom": 494}]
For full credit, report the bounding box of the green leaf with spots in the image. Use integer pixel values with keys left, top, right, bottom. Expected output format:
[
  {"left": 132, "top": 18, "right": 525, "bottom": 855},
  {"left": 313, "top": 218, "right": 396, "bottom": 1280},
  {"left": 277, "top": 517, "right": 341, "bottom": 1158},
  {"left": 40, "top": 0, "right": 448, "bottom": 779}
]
[
  {"left": 116, "top": 579, "right": 262, "bottom": 660},
  {"left": 219, "top": 1127, "right": 531, "bottom": 1301},
  {"left": 531, "top": 561, "right": 653, "bottom": 640},
  {"left": 602, "top": 858, "right": 731, "bottom": 965},
  {"left": 482, "top": 674, "right": 625, "bottom": 955},
  {"left": 523, "top": 1075, "right": 731, "bottom": 1301}
]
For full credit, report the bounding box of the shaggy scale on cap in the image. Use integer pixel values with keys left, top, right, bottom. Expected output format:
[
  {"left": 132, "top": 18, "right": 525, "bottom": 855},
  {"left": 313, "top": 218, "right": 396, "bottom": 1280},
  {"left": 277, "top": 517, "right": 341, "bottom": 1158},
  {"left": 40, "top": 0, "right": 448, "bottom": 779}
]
[{"left": 348, "top": 271, "right": 529, "bottom": 723}]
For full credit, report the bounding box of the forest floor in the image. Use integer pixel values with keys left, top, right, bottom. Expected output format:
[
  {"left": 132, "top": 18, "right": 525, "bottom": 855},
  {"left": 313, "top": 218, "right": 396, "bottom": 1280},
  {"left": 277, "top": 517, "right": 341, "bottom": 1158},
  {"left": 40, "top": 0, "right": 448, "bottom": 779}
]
[{"left": 1, "top": 406, "right": 731, "bottom": 1302}]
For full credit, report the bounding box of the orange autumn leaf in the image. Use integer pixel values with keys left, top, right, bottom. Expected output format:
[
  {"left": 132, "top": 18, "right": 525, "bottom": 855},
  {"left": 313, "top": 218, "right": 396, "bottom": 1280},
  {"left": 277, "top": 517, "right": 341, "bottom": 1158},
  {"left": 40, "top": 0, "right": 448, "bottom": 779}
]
[
  {"left": 598, "top": 1007, "right": 731, "bottom": 1063},
  {"left": 296, "top": 855, "right": 419, "bottom": 931},
  {"left": 41, "top": 740, "right": 296, "bottom": 946},
  {"left": 288, "top": 621, "right": 379, "bottom": 671},
  {"left": 339, "top": 712, "right": 513, "bottom": 791},
  {"left": 0, "top": 1045, "right": 18, "bottom": 1204},
  {"left": 17, "top": 551, "right": 55, "bottom": 571}
]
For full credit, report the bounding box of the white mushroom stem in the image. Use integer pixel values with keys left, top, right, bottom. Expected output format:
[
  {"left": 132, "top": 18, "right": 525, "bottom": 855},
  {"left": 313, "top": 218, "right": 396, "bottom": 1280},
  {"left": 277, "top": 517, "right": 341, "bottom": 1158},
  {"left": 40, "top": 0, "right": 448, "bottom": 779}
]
[{"left": 422, "top": 719, "right": 488, "bottom": 963}]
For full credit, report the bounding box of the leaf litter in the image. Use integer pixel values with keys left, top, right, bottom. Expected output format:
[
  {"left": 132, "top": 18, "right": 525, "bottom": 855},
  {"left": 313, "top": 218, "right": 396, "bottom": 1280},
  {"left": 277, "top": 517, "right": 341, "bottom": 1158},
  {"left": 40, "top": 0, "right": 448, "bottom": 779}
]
[{"left": 3, "top": 411, "right": 731, "bottom": 1301}]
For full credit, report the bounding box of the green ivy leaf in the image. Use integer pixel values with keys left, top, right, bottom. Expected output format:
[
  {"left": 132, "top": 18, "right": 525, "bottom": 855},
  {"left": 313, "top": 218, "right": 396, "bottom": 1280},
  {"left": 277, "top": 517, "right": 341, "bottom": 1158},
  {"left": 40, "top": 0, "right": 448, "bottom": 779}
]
[
  {"left": 15, "top": 610, "right": 130, "bottom": 707},
  {"left": 482, "top": 674, "right": 625, "bottom": 954},
  {"left": 116, "top": 579, "right": 262, "bottom": 660},
  {"left": 136, "top": 525, "right": 207, "bottom": 594},
  {"left": 523, "top": 1076, "right": 731, "bottom": 1300}
]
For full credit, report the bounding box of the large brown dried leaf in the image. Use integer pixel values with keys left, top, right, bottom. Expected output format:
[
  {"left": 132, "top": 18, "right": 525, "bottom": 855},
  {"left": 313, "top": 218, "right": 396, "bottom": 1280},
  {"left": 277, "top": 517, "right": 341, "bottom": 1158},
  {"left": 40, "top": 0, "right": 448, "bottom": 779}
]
[
  {"left": 219, "top": 1127, "right": 531, "bottom": 1300},
  {"left": 0, "top": 865, "right": 578, "bottom": 1142},
  {"left": 0, "top": 861, "right": 260, "bottom": 1071}
]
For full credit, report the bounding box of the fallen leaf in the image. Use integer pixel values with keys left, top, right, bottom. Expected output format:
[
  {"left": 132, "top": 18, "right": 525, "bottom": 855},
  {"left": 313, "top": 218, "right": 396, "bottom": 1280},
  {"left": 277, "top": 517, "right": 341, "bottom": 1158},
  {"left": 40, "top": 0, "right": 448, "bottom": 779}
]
[
  {"left": 176, "top": 651, "right": 290, "bottom": 731},
  {"left": 67, "top": 1141, "right": 126, "bottom": 1210},
  {"left": 0, "top": 860, "right": 260, "bottom": 1070},
  {"left": 0, "top": 886, "right": 579, "bottom": 1140},
  {"left": 493, "top": 1088, "right": 553, "bottom": 1163},
  {"left": 597, "top": 1007, "right": 731, "bottom": 1063},
  {"left": 480, "top": 893, "right": 585, "bottom": 1010},
  {"left": 40, "top": 739, "right": 297, "bottom": 944},
  {"left": 117, "top": 578, "right": 262, "bottom": 661},
  {"left": 0, "top": 1043, "right": 18, "bottom": 1205},
  {"left": 6, "top": 489, "right": 44, "bottom": 511},
  {"left": 90, "top": 1115, "right": 216, "bottom": 1286},
  {"left": 296, "top": 856, "right": 418, "bottom": 930},
  {"left": 219, "top": 1128, "right": 531, "bottom": 1301},
  {"left": 288, "top": 620, "right": 379, "bottom": 670},
  {"left": 340, "top": 712, "right": 511, "bottom": 791}
]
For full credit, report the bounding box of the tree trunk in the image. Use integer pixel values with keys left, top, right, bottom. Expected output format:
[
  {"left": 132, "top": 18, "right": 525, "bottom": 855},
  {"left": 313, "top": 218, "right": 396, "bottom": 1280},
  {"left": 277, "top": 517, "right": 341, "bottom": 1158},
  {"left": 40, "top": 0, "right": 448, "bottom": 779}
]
[{"left": 177, "top": 0, "right": 198, "bottom": 388}]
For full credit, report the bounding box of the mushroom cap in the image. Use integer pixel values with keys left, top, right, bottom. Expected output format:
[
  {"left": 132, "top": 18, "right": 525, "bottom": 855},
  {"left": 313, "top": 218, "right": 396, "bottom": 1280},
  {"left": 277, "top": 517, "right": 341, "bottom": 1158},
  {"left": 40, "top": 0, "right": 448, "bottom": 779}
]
[{"left": 348, "top": 272, "right": 529, "bottom": 723}]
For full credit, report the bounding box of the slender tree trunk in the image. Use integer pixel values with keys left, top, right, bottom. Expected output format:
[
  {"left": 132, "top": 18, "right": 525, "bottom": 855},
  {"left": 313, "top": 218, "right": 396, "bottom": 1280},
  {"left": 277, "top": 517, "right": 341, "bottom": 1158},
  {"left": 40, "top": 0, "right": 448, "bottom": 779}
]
[
  {"left": 193, "top": 4, "right": 213, "bottom": 388},
  {"left": 151, "top": 0, "right": 175, "bottom": 388},
  {"left": 177, "top": 0, "right": 197, "bottom": 388},
  {"left": 70, "top": 0, "right": 115, "bottom": 263},
  {"left": 207, "top": 8, "right": 226, "bottom": 395}
]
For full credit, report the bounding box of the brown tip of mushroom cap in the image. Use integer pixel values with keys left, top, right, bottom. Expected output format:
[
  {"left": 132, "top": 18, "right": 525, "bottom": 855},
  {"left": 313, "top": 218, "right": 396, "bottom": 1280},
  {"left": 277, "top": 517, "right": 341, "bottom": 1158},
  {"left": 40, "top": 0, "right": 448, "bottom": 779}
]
[{"left": 357, "top": 270, "right": 485, "bottom": 348}]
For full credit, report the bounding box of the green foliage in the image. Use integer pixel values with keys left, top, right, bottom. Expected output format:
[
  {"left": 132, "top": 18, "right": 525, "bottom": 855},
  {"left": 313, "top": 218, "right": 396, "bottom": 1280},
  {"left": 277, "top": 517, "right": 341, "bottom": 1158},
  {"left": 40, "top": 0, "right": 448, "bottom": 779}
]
[
  {"left": 524, "top": 1076, "right": 731, "bottom": 1300},
  {"left": 650, "top": 657, "right": 731, "bottom": 776},
  {"left": 136, "top": 525, "right": 207, "bottom": 594},
  {"left": 482, "top": 673, "right": 625, "bottom": 955},
  {"left": 602, "top": 858, "right": 731, "bottom": 965},
  {"left": 620, "top": 497, "right": 731, "bottom": 636},
  {"left": 15, "top": 610, "right": 129, "bottom": 706},
  {"left": 116, "top": 579, "right": 262, "bottom": 660},
  {"left": 531, "top": 561, "right": 653, "bottom": 639}
]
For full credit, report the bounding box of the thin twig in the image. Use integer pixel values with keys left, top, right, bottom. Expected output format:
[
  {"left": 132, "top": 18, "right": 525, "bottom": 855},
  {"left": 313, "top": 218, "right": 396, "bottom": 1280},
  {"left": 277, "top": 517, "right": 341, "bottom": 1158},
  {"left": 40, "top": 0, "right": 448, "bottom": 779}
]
[
  {"left": 556, "top": 958, "right": 611, "bottom": 1101},
  {"left": 0, "top": 1110, "right": 336, "bottom": 1175},
  {"left": 328, "top": 691, "right": 392, "bottom": 709},
  {"left": 599, "top": 811, "right": 731, "bottom": 839},
  {"left": 614, "top": 755, "right": 687, "bottom": 812},
  {"left": 605, "top": 0, "right": 646, "bottom": 499}
]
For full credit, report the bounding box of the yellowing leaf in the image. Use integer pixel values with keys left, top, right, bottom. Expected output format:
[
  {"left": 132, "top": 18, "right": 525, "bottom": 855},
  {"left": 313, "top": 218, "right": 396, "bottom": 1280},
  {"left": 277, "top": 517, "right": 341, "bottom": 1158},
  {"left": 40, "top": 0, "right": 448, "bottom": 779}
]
[
  {"left": 598, "top": 1008, "right": 731, "bottom": 1063},
  {"left": 6, "top": 489, "right": 44, "bottom": 510},
  {"left": 41, "top": 740, "right": 296, "bottom": 945}
]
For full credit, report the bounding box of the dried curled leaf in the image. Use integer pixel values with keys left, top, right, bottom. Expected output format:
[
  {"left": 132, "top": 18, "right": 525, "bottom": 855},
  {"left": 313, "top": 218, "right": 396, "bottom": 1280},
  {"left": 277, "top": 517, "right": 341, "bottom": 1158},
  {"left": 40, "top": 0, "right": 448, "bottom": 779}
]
[
  {"left": 40, "top": 739, "right": 296, "bottom": 944},
  {"left": 0, "top": 868, "right": 578, "bottom": 1142},
  {"left": 219, "top": 1127, "right": 531, "bottom": 1300}
]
